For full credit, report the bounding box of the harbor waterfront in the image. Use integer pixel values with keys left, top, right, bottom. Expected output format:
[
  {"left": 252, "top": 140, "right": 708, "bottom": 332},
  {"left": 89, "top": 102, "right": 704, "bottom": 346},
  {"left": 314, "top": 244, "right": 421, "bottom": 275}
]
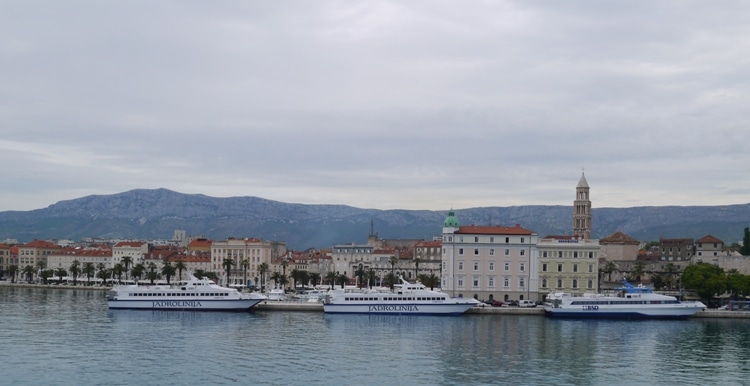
[{"left": 3, "top": 286, "right": 750, "bottom": 385}]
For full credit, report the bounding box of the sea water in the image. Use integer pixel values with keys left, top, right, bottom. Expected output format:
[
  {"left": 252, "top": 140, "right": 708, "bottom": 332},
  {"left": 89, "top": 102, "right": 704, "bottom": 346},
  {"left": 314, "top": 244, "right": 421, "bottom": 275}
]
[{"left": 1, "top": 286, "right": 749, "bottom": 385}]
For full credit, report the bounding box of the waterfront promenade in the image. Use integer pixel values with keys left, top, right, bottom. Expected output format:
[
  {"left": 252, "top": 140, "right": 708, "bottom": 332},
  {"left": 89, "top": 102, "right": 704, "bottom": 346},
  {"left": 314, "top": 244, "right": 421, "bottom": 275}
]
[{"left": 1, "top": 281, "right": 745, "bottom": 318}]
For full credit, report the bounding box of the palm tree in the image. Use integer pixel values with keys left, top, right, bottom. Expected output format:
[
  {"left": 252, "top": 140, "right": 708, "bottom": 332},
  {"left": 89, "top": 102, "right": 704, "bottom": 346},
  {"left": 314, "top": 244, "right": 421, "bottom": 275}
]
[
  {"left": 413, "top": 257, "right": 421, "bottom": 280},
  {"left": 290, "top": 269, "right": 302, "bottom": 290},
  {"left": 54, "top": 267, "right": 67, "bottom": 284},
  {"left": 36, "top": 260, "right": 47, "bottom": 278},
  {"left": 113, "top": 263, "right": 125, "bottom": 283},
  {"left": 366, "top": 268, "right": 378, "bottom": 288},
  {"left": 664, "top": 263, "right": 678, "bottom": 289},
  {"left": 325, "top": 271, "right": 338, "bottom": 290},
  {"left": 600, "top": 261, "right": 618, "bottom": 283},
  {"left": 632, "top": 261, "right": 645, "bottom": 283},
  {"left": 69, "top": 260, "right": 81, "bottom": 286},
  {"left": 388, "top": 255, "right": 398, "bottom": 280},
  {"left": 222, "top": 258, "right": 235, "bottom": 287},
  {"left": 258, "top": 263, "right": 269, "bottom": 292},
  {"left": 147, "top": 262, "right": 158, "bottom": 284},
  {"left": 161, "top": 258, "right": 175, "bottom": 285},
  {"left": 96, "top": 263, "right": 108, "bottom": 286},
  {"left": 174, "top": 260, "right": 187, "bottom": 283},
  {"left": 309, "top": 272, "right": 321, "bottom": 287},
  {"left": 82, "top": 262, "right": 95, "bottom": 286},
  {"left": 131, "top": 263, "right": 145, "bottom": 283},
  {"left": 281, "top": 259, "right": 289, "bottom": 289},
  {"left": 96, "top": 263, "right": 107, "bottom": 285},
  {"left": 337, "top": 273, "right": 349, "bottom": 289},
  {"left": 22, "top": 265, "right": 35, "bottom": 283},
  {"left": 270, "top": 271, "right": 283, "bottom": 289},
  {"left": 240, "top": 259, "right": 249, "bottom": 288},
  {"left": 424, "top": 273, "right": 440, "bottom": 290},
  {"left": 8, "top": 265, "right": 18, "bottom": 283},
  {"left": 121, "top": 256, "right": 133, "bottom": 280},
  {"left": 40, "top": 269, "right": 53, "bottom": 284},
  {"left": 354, "top": 265, "right": 366, "bottom": 288}
]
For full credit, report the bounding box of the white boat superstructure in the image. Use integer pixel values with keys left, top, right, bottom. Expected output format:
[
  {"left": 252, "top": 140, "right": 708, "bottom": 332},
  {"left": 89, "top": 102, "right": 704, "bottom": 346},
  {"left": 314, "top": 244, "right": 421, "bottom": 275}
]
[
  {"left": 323, "top": 277, "right": 479, "bottom": 315},
  {"left": 107, "top": 274, "right": 267, "bottom": 311},
  {"left": 267, "top": 288, "right": 287, "bottom": 301},
  {"left": 544, "top": 280, "right": 706, "bottom": 319}
]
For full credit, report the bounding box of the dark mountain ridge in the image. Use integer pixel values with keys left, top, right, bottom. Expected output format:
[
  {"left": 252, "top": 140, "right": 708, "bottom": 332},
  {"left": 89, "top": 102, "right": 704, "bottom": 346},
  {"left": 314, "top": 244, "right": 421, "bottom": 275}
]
[{"left": 0, "top": 188, "right": 748, "bottom": 249}]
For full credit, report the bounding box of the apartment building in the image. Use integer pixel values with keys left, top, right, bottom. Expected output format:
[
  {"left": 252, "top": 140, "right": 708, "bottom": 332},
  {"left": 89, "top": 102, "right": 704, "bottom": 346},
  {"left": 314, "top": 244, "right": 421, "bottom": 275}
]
[
  {"left": 211, "top": 238, "right": 287, "bottom": 287},
  {"left": 441, "top": 210, "right": 539, "bottom": 302},
  {"left": 537, "top": 236, "right": 600, "bottom": 295}
]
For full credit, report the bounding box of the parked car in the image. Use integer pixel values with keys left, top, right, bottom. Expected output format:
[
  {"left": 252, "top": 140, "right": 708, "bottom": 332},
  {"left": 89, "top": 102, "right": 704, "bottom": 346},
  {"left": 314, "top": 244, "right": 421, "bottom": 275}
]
[{"left": 518, "top": 300, "right": 537, "bottom": 308}]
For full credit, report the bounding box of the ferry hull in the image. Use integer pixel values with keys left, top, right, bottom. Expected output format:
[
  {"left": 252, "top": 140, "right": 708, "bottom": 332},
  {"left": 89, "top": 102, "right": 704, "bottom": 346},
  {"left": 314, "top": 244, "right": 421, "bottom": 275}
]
[
  {"left": 108, "top": 298, "right": 264, "bottom": 311},
  {"left": 323, "top": 302, "right": 476, "bottom": 315},
  {"left": 544, "top": 305, "right": 704, "bottom": 319}
]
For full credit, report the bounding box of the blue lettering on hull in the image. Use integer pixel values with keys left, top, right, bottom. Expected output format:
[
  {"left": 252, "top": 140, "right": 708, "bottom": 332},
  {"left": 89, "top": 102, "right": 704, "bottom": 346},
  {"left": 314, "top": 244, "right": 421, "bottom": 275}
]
[
  {"left": 368, "top": 305, "right": 419, "bottom": 312},
  {"left": 152, "top": 300, "right": 203, "bottom": 308}
]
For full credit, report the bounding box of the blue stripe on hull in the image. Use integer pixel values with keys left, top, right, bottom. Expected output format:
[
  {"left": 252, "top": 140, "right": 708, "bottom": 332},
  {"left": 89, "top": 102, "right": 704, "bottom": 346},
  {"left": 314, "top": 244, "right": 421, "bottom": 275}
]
[
  {"left": 324, "top": 311, "right": 464, "bottom": 316},
  {"left": 545, "top": 311, "right": 691, "bottom": 320}
]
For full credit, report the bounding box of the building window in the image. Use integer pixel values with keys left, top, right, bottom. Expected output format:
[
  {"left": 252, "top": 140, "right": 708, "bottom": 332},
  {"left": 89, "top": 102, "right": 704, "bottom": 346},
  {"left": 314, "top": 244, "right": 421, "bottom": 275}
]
[
  {"left": 558, "top": 251, "right": 563, "bottom": 258},
  {"left": 458, "top": 261, "right": 464, "bottom": 270},
  {"left": 557, "top": 279, "right": 563, "bottom": 288},
  {"left": 557, "top": 263, "right": 563, "bottom": 272},
  {"left": 458, "top": 277, "right": 464, "bottom": 287},
  {"left": 504, "top": 262, "right": 509, "bottom": 271},
  {"left": 504, "top": 249, "right": 510, "bottom": 256},
  {"left": 520, "top": 250, "right": 525, "bottom": 256},
  {"left": 521, "top": 237, "right": 525, "bottom": 243},
  {"left": 489, "top": 277, "right": 495, "bottom": 287},
  {"left": 473, "top": 277, "right": 479, "bottom": 287},
  {"left": 573, "top": 279, "right": 578, "bottom": 288},
  {"left": 588, "top": 252, "right": 594, "bottom": 258},
  {"left": 520, "top": 277, "right": 525, "bottom": 288},
  {"left": 490, "top": 237, "right": 494, "bottom": 242},
  {"left": 588, "top": 264, "right": 594, "bottom": 273},
  {"left": 574, "top": 251, "right": 578, "bottom": 258},
  {"left": 520, "top": 262, "right": 525, "bottom": 272},
  {"left": 489, "top": 249, "right": 495, "bottom": 256},
  {"left": 587, "top": 279, "right": 593, "bottom": 289},
  {"left": 542, "top": 251, "right": 548, "bottom": 258},
  {"left": 474, "top": 237, "right": 479, "bottom": 242},
  {"left": 442, "top": 261, "right": 446, "bottom": 271},
  {"left": 505, "top": 237, "right": 509, "bottom": 243},
  {"left": 473, "top": 261, "right": 479, "bottom": 271},
  {"left": 503, "top": 277, "right": 509, "bottom": 288},
  {"left": 489, "top": 262, "right": 495, "bottom": 271},
  {"left": 542, "top": 278, "right": 548, "bottom": 288},
  {"left": 573, "top": 264, "right": 578, "bottom": 273},
  {"left": 474, "top": 249, "right": 479, "bottom": 255},
  {"left": 542, "top": 263, "right": 548, "bottom": 272},
  {"left": 459, "top": 248, "right": 464, "bottom": 255}
]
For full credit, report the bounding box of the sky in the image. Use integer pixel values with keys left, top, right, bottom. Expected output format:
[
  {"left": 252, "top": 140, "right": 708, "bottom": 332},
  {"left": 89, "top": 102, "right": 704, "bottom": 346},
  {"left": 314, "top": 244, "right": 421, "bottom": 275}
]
[{"left": 2, "top": 1, "right": 749, "bottom": 212}]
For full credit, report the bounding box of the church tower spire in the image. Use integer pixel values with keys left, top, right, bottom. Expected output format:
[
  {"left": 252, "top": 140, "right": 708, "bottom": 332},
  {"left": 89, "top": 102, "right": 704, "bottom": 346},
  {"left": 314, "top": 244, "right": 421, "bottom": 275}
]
[{"left": 573, "top": 172, "right": 592, "bottom": 239}]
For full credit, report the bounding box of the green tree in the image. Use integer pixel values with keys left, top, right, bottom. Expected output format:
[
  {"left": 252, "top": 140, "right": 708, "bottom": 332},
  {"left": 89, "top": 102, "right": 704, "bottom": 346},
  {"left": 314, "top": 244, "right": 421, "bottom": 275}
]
[
  {"left": 630, "top": 261, "right": 645, "bottom": 283},
  {"left": 682, "top": 263, "right": 727, "bottom": 304},
  {"left": 54, "top": 268, "right": 67, "bottom": 284},
  {"left": 741, "top": 227, "right": 750, "bottom": 255},
  {"left": 8, "top": 265, "right": 18, "bottom": 283},
  {"left": 113, "top": 263, "right": 125, "bottom": 283},
  {"left": 325, "top": 271, "right": 338, "bottom": 290},
  {"left": 290, "top": 268, "right": 303, "bottom": 289},
  {"left": 222, "top": 258, "right": 235, "bottom": 287},
  {"left": 354, "top": 265, "right": 366, "bottom": 288},
  {"left": 424, "top": 273, "right": 440, "bottom": 290},
  {"left": 96, "top": 263, "right": 108, "bottom": 286},
  {"left": 69, "top": 260, "right": 81, "bottom": 286},
  {"left": 600, "top": 261, "right": 618, "bottom": 283},
  {"left": 258, "top": 263, "right": 269, "bottom": 292},
  {"left": 337, "top": 273, "right": 349, "bottom": 288},
  {"left": 147, "top": 262, "right": 158, "bottom": 284},
  {"left": 413, "top": 257, "right": 421, "bottom": 280},
  {"left": 309, "top": 272, "right": 321, "bottom": 287},
  {"left": 22, "top": 265, "right": 35, "bottom": 283},
  {"left": 121, "top": 256, "right": 133, "bottom": 280},
  {"left": 366, "top": 268, "right": 378, "bottom": 288},
  {"left": 40, "top": 269, "right": 53, "bottom": 284},
  {"left": 160, "top": 258, "right": 175, "bottom": 285},
  {"left": 82, "top": 262, "right": 95, "bottom": 286},
  {"left": 174, "top": 260, "right": 187, "bottom": 283},
  {"left": 240, "top": 259, "right": 249, "bottom": 288},
  {"left": 270, "top": 271, "right": 283, "bottom": 289}
]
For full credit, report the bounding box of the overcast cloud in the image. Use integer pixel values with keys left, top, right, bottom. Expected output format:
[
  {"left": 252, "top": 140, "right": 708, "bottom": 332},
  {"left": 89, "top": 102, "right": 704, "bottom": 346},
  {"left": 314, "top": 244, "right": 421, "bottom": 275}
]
[{"left": 2, "top": 1, "right": 749, "bottom": 211}]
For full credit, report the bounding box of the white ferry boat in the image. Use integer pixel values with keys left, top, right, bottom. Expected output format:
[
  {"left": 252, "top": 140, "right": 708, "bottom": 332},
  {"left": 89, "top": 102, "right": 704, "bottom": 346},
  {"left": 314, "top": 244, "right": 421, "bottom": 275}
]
[
  {"left": 322, "top": 277, "right": 479, "bottom": 315},
  {"left": 107, "top": 274, "right": 267, "bottom": 311},
  {"left": 266, "top": 288, "right": 287, "bottom": 301},
  {"left": 544, "top": 280, "right": 706, "bottom": 319}
]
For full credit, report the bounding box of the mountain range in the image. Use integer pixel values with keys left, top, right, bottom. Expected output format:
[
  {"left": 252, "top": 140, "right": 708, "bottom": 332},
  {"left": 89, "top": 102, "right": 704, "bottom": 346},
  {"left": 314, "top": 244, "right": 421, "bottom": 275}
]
[{"left": 0, "top": 188, "right": 748, "bottom": 250}]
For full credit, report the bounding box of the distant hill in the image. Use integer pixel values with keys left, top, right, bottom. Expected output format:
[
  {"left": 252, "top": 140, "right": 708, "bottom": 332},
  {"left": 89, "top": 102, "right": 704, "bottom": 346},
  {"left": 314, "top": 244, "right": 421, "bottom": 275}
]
[{"left": 0, "top": 188, "right": 748, "bottom": 249}]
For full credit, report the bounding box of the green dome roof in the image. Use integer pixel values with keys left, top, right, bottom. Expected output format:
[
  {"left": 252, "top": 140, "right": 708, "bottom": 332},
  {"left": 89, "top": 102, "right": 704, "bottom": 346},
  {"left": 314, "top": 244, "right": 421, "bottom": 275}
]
[{"left": 444, "top": 209, "right": 460, "bottom": 227}]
